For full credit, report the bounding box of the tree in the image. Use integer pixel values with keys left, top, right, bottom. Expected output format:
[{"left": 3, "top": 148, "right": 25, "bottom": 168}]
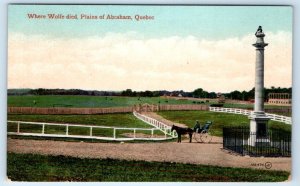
[
  {"left": 193, "top": 88, "right": 204, "bottom": 98},
  {"left": 121, "top": 89, "right": 133, "bottom": 97}
]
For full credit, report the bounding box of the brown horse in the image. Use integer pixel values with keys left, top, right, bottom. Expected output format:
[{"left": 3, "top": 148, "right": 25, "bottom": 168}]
[{"left": 171, "top": 125, "right": 193, "bottom": 143}]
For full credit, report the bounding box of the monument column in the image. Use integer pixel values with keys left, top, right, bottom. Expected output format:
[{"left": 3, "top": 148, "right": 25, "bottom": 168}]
[{"left": 249, "top": 26, "right": 270, "bottom": 146}]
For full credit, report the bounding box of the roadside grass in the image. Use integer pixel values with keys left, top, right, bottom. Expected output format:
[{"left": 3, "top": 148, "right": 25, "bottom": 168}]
[
  {"left": 8, "top": 95, "right": 196, "bottom": 108},
  {"left": 7, "top": 153, "right": 289, "bottom": 182},
  {"left": 7, "top": 114, "right": 165, "bottom": 139},
  {"left": 157, "top": 111, "right": 291, "bottom": 136}
]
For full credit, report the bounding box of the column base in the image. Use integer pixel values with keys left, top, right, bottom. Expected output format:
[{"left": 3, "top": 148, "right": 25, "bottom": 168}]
[{"left": 248, "top": 112, "right": 270, "bottom": 146}]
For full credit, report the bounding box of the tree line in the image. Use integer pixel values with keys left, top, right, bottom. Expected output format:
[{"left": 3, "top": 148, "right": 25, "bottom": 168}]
[
  {"left": 8, "top": 87, "right": 292, "bottom": 101},
  {"left": 224, "top": 87, "right": 292, "bottom": 101}
]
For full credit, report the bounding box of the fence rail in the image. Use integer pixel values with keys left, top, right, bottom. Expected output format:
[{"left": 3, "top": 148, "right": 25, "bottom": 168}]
[
  {"left": 209, "top": 107, "right": 292, "bottom": 124},
  {"left": 7, "top": 120, "right": 173, "bottom": 141},
  {"left": 133, "top": 111, "right": 177, "bottom": 138}
]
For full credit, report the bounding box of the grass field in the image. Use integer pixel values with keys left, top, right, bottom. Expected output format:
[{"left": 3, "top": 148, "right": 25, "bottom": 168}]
[
  {"left": 8, "top": 95, "right": 291, "bottom": 115},
  {"left": 8, "top": 113, "right": 150, "bottom": 127},
  {"left": 157, "top": 111, "right": 291, "bottom": 136},
  {"left": 7, "top": 114, "right": 165, "bottom": 138},
  {"left": 8, "top": 95, "right": 196, "bottom": 108},
  {"left": 223, "top": 103, "right": 291, "bottom": 110},
  {"left": 223, "top": 103, "right": 292, "bottom": 116},
  {"left": 8, "top": 109, "right": 291, "bottom": 138},
  {"left": 7, "top": 153, "right": 289, "bottom": 182}
]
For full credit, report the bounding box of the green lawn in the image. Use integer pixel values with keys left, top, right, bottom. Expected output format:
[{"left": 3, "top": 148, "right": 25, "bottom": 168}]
[
  {"left": 8, "top": 95, "right": 196, "bottom": 108},
  {"left": 157, "top": 111, "right": 291, "bottom": 136},
  {"left": 7, "top": 153, "right": 289, "bottom": 182},
  {"left": 223, "top": 103, "right": 292, "bottom": 117},
  {"left": 8, "top": 95, "right": 292, "bottom": 117},
  {"left": 8, "top": 113, "right": 150, "bottom": 128},
  {"left": 7, "top": 114, "right": 165, "bottom": 138},
  {"left": 223, "top": 103, "right": 291, "bottom": 109}
]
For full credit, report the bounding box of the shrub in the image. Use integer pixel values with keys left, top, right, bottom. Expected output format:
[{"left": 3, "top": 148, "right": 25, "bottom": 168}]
[{"left": 210, "top": 104, "right": 224, "bottom": 107}]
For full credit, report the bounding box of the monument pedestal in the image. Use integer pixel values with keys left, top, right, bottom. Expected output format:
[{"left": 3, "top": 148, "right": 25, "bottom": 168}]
[{"left": 249, "top": 112, "right": 270, "bottom": 146}]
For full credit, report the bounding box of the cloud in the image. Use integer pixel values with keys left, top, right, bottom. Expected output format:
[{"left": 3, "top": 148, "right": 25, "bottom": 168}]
[{"left": 8, "top": 31, "right": 292, "bottom": 92}]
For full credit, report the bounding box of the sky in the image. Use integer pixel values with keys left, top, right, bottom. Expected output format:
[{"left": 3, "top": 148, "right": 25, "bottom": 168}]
[{"left": 8, "top": 5, "right": 293, "bottom": 92}]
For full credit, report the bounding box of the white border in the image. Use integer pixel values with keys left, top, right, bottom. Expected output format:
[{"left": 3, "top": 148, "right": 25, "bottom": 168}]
[{"left": 1, "top": 1, "right": 299, "bottom": 186}]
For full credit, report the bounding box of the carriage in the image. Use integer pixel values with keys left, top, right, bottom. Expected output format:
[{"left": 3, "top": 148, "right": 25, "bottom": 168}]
[
  {"left": 171, "top": 121, "right": 213, "bottom": 143},
  {"left": 193, "top": 121, "right": 213, "bottom": 143}
]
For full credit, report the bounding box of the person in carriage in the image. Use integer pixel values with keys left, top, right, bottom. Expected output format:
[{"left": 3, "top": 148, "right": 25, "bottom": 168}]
[{"left": 193, "top": 120, "right": 212, "bottom": 133}]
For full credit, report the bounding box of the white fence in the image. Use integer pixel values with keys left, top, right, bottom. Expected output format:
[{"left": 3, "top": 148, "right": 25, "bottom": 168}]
[
  {"left": 264, "top": 113, "right": 292, "bottom": 124},
  {"left": 133, "top": 111, "right": 177, "bottom": 138},
  {"left": 7, "top": 120, "right": 174, "bottom": 141},
  {"left": 209, "top": 107, "right": 292, "bottom": 124}
]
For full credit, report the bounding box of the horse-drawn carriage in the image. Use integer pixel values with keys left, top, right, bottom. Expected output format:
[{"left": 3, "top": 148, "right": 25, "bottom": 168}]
[
  {"left": 171, "top": 121, "right": 213, "bottom": 143},
  {"left": 193, "top": 121, "right": 213, "bottom": 143}
]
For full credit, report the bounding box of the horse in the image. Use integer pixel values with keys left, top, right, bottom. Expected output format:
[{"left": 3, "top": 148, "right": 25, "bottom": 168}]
[{"left": 171, "top": 125, "right": 194, "bottom": 143}]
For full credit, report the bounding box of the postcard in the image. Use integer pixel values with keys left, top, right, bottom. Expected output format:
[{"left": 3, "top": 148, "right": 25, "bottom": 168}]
[{"left": 7, "top": 4, "right": 292, "bottom": 182}]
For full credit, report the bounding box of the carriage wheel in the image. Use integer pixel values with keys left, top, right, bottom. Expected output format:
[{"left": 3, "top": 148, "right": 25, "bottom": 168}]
[
  {"left": 193, "top": 132, "right": 202, "bottom": 143},
  {"left": 200, "top": 131, "right": 212, "bottom": 143}
]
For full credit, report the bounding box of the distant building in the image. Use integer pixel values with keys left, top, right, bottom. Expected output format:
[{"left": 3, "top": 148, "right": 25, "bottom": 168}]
[
  {"left": 268, "top": 93, "right": 291, "bottom": 105},
  {"left": 218, "top": 94, "right": 225, "bottom": 103},
  {"left": 216, "top": 92, "right": 222, "bottom": 98}
]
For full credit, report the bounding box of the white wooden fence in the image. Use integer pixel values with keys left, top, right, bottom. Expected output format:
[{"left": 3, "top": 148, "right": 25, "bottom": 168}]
[
  {"left": 7, "top": 120, "right": 174, "bottom": 141},
  {"left": 209, "top": 107, "right": 292, "bottom": 124},
  {"left": 133, "top": 111, "right": 177, "bottom": 138}
]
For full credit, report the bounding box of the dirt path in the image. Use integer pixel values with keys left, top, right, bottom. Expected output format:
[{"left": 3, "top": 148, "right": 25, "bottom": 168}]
[{"left": 8, "top": 138, "right": 291, "bottom": 172}]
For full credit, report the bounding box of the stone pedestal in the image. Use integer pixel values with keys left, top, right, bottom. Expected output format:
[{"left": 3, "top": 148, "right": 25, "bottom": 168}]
[
  {"left": 248, "top": 26, "right": 270, "bottom": 146},
  {"left": 249, "top": 113, "right": 270, "bottom": 146}
]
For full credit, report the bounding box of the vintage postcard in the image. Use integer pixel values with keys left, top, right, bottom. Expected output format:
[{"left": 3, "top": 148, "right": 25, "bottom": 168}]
[{"left": 7, "top": 4, "right": 292, "bottom": 182}]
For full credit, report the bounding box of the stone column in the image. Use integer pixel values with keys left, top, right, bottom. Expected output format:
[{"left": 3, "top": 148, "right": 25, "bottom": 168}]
[{"left": 249, "top": 26, "right": 270, "bottom": 146}]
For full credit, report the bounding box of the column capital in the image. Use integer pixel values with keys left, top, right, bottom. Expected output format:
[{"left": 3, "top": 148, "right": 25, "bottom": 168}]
[{"left": 253, "top": 26, "right": 268, "bottom": 48}]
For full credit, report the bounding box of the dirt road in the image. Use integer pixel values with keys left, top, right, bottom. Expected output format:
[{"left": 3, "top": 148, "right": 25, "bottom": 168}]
[{"left": 7, "top": 138, "right": 291, "bottom": 172}]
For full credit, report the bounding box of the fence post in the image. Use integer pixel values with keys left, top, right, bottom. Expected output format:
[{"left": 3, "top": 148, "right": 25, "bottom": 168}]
[
  {"left": 90, "top": 126, "right": 92, "bottom": 137},
  {"left": 17, "top": 122, "right": 20, "bottom": 133},
  {"left": 66, "top": 125, "right": 69, "bottom": 136},
  {"left": 42, "top": 124, "right": 45, "bottom": 134},
  {"left": 113, "top": 128, "right": 116, "bottom": 139},
  {"left": 133, "top": 129, "right": 136, "bottom": 139},
  {"left": 223, "top": 128, "right": 225, "bottom": 148},
  {"left": 151, "top": 129, "right": 154, "bottom": 137},
  {"left": 241, "top": 130, "right": 244, "bottom": 154}
]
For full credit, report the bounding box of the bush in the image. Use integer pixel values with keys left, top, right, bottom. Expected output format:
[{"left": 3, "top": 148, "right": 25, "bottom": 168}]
[{"left": 210, "top": 104, "right": 224, "bottom": 107}]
